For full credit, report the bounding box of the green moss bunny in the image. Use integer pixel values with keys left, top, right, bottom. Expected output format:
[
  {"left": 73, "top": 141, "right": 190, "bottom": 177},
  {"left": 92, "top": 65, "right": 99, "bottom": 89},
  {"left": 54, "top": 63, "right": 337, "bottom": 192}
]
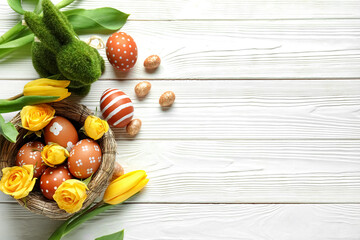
[{"left": 24, "top": 0, "right": 105, "bottom": 95}]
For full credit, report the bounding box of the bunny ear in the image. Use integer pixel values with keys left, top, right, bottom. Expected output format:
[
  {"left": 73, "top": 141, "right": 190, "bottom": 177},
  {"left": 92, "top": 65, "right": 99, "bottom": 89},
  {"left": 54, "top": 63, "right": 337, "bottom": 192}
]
[
  {"left": 24, "top": 12, "right": 61, "bottom": 52},
  {"left": 42, "top": 0, "right": 77, "bottom": 45}
]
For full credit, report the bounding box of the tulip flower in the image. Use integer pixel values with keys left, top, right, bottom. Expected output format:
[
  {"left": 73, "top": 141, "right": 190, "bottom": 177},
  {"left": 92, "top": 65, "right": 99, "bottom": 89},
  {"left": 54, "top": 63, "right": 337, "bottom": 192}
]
[
  {"left": 23, "top": 78, "right": 71, "bottom": 101},
  {"left": 103, "top": 170, "right": 149, "bottom": 205},
  {"left": 49, "top": 170, "right": 148, "bottom": 240}
]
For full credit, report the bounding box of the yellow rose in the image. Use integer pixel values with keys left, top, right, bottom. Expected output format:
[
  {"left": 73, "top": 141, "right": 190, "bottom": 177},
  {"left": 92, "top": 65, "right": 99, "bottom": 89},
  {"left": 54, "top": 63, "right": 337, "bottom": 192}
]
[
  {"left": 0, "top": 165, "right": 36, "bottom": 199},
  {"left": 41, "top": 143, "right": 69, "bottom": 167},
  {"left": 20, "top": 104, "right": 55, "bottom": 131},
  {"left": 53, "top": 179, "right": 88, "bottom": 213},
  {"left": 84, "top": 115, "right": 109, "bottom": 140},
  {"left": 103, "top": 170, "right": 149, "bottom": 205},
  {"left": 23, "top": 78, "right": 71, "bottom": 102}
]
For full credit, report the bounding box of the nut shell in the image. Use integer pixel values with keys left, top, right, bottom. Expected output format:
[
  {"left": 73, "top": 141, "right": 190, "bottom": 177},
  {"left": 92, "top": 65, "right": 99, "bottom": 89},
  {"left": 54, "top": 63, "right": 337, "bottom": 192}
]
[
  {"left": 144, "top": 55, "right": 161, "bottom": 70},
  {"left": 126, "top": 119, "right": 142, "bottom": 136},
  {"left": 159, "top": 91, "right": 175, "bottom": 107},
  {"left": 135, "top": 81, "right": 151, "bottom": 97}
]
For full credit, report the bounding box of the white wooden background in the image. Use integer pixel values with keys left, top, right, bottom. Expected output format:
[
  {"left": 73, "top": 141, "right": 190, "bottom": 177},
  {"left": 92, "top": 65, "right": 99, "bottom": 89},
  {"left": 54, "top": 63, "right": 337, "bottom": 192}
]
[{"left": 1, "top": 0, "right": 360, "bottom": 239}]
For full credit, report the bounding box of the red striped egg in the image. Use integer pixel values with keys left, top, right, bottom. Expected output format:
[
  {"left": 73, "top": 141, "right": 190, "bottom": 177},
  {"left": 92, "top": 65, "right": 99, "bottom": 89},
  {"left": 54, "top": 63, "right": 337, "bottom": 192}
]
[{"left": 100, "top": 88, "right": 134, "bottom": 128}]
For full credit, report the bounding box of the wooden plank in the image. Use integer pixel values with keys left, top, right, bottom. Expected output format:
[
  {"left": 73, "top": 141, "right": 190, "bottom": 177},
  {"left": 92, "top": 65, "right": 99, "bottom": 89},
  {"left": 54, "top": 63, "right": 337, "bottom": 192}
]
[
  {"left": 1, "top": 0, "right": 360, "bottom": 20},
  {"left": 0, "top": 20, "right": 360, "bottom": 79},
  {"left": 2, "top": 80, "right": 360, "bottom": 140},
  {"left": 0, "top": 203, "right": 360, "bottom": 239},
  {"left": 1, "top": 139, "right": 360, "bottom": 203}
]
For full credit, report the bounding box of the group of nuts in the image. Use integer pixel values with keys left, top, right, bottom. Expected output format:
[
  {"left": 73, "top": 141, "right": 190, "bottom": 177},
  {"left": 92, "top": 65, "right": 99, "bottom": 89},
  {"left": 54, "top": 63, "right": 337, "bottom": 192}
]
[{"left": 125, "top": 55, "right": 176, "bottom": 136}]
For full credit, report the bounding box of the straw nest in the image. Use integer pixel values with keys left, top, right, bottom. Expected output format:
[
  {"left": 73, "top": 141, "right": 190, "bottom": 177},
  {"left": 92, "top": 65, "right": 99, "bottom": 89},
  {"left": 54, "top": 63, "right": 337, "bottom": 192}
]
[{"left": 0, "top": 101, "right": 116, "bottom": 220}]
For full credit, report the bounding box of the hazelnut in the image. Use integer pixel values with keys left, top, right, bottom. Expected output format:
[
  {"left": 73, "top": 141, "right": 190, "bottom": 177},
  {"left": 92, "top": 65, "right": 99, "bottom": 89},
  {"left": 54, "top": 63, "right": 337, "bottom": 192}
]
[
  {"left": 126, "top": 119, "right": 142, "bottom": 136},
  {"left": 135, "top": 81, "right": 151, "bottom": 97},
  {"left": 144, "top": 55, "right": 161, "bottom": 70},
  {"left": 111, "top": 162, "right": 124, "bottom": 181},
  {"left": 159, "top": 91, "right": 175, "bottom": 107}
]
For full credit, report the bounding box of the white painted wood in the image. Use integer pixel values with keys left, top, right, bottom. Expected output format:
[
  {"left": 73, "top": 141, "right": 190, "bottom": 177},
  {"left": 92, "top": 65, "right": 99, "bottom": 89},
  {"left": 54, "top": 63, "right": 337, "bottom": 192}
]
[
  {"left": 1, "top": 20, "right": 360, "bottom": 79},
  {"left": 2, "top": 139, "right": 360, "bottom": 203},
  {"left": 0, "top": 203, "right": 360, "bottom": 240},
  {"left": 1, "top": 80, "right": 360, "bottom": 140},
  {"left": 2, "top": 0, "right": 360, "bottom": 20}
]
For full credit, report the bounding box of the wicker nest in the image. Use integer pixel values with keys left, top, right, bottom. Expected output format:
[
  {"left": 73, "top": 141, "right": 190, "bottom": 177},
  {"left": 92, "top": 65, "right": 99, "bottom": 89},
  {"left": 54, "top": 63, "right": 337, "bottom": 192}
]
[{"left": 0, "top": 101, "right": 116, "bottom": 220}]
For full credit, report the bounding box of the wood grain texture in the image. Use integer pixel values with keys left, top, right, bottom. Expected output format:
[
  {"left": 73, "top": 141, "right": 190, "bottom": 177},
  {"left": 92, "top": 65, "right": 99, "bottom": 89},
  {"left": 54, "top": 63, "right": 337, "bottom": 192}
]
[
  {"left": 2, "top": 80, "right": 360, "bottom": 140},
  {"left": 0, "top": 203, "right": 360, "bottom": 240},
  {"left": 1, "top": 0, "right": 360, "bottom": 20},
  {"left": 0, "top": 20, "right": 360, "bottom": 79},
  {"left": 1, "top": 138, "right": 360, "bottom": 203}
]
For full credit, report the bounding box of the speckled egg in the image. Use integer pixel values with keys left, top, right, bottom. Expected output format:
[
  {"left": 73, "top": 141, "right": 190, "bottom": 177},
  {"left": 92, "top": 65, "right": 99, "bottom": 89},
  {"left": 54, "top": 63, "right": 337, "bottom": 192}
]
[
  {"left": 16, "top": 141, "right": 46, "bottom": 178},
  {"left": 40, "top": 165, "right": 73, "bottom": 200},
  {"left": 44, "top": 116, "right": 78, "bottom": 151},
  {"left": 68, "top": 139, "right": 102, "bottom": 179},
  {"left": 106, "top": 32, "right": 138, "bottom": 72}
]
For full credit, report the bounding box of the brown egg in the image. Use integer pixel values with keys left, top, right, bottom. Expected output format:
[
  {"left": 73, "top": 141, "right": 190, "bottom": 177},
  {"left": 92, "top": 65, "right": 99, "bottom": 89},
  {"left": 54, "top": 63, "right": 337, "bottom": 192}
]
[
  {"left": 40, "top": 165, "right": 73, "bottom": 200},
  {"left": 68, "top": 139, "right": 102, "bottom": 179},
  {"left": 16, "top": 141, "right": 46, "bottom": 178},
  {"left": 44, "top": 116, "right": 79, "bottom": 152}
]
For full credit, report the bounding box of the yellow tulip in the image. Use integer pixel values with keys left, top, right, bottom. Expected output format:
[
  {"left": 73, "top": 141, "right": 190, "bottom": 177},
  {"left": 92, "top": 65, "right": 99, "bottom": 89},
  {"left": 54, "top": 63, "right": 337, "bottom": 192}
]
[
  {"left": 41, "top": 143, "right": 69, "bottom": 167},
  {"left": 103, "top": 170, "right": 149, "bottom": 205},
  {"left": 53, "top": 179, "right": 88, "bottom": 213},
  {"left": 23, "top": 78, "right": 71, "bottom": 102},
  {"left": 84, "top": 115, "right": 109, "bottom": 140},
  {"left": 0, "top": 165, "right": 36, "bottom": 199},
  {"left": 20, "top": 104, "right": 55, "bottom": 131}
]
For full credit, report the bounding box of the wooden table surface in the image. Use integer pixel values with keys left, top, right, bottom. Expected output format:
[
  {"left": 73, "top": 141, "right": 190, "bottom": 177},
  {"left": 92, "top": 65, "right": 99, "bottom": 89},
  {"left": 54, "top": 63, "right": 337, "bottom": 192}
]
[{"left": 1, "top": 0, "right": 360, "bottom": 239}]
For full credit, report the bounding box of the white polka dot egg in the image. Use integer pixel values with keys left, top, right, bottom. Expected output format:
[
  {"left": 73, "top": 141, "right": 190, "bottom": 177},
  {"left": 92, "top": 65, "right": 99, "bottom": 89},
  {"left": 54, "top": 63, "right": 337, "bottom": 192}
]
[
  {"left": 106, "top": 32, "right": 138, "bottom": 72},
  {"left": 67, "top": 139, "right": 102, "bottom": 179},
  {"left": 40, "top": 165, "right": 73, "bottom": 200}
]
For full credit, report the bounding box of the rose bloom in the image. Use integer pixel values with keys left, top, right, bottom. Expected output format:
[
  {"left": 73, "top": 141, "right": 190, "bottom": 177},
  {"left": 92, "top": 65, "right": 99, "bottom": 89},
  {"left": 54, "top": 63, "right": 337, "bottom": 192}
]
[
  {"left": 20, "top": 104, "right": 55, "bottom": 131},
  {"left": 84, "top": 115, "right": 109, "bottom": 140},
  {"left": 0, "top": 165, "right": 36, "bottom": 199},
  {"left": 53, "top": 179, "right": 88, "bottom": 213},
  {"left": 41, "top": 143, "right": 69, "bottom": 167}
]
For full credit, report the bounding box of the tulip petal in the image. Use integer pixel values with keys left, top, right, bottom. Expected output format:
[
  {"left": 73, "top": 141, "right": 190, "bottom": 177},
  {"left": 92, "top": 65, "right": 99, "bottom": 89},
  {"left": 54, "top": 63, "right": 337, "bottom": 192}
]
[
  {"left": 103, "top": 171, "right": 146, "bottom": 202},
  {"left": 105, "top": 178, "right": 149, "bottom": 205},
  {"left": 25, "top": 79, "right": 70, "bottom": 88}
]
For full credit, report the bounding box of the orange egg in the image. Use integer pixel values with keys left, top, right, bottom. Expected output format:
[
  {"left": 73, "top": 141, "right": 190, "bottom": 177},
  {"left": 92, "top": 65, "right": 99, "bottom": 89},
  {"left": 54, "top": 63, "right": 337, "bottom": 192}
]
[
  {"left": 15, "top": 141, "right": 47, "bottom": 178},
  {"left": 40, "top": 165, "right": 73, "bottom": 200},
  {"left": 68, "top": 139, "right": 102, "bottom": 179},
  {"left": 44, "top": 116, "right": 78, "bottom": 151}
]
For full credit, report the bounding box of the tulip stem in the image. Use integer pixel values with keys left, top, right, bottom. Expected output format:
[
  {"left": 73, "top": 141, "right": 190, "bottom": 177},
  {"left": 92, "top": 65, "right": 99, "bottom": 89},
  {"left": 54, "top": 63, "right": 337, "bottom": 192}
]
[
  {"left": 62, "top": 202, "right": 115, "bottom": 237},
  {"left": 7, "top": 93, "right": 24, "bottom": 101}
]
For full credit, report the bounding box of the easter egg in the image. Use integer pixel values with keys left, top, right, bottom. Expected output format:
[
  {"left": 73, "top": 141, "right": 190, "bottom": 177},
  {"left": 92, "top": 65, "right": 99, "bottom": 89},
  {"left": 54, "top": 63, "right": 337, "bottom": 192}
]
[
  {"left": 100, "top": 88, "right": 134, "bottom": 128},
  {"left": 44, "top": 116, "right": 78, "bottom": 151},
  {"left": 106, "top": 32, "right": 138, "bottom": 72},
  {"left": 40, "top": 165, "right": 73, "bottom": 200},
  {"left": 16, "top": 141, "right": 47, "bottom": 178},
  {"left": 68, "top": 139, "right": 102, "bottom": 179}
]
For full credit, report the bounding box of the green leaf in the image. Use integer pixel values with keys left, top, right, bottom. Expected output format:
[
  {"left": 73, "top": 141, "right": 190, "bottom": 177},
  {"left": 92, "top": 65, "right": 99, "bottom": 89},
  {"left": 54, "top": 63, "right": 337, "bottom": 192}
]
[
  {"left": 7, "top": 0, "right": 25, "bottom": 15},
  {"left": 63, "top": 204, "right": 115, "bottom": 237},
  {"left": 0, "top": 114, "right": 18, "bottom": 143},
  {"left": 95, "top": 230, "right": 124, "bottom": 240},
  {"left": 82, "top": 174, "right": 92, "bottom": 185},
  {"left": 0, "top": 34, "right": 34, "bottom": 49},
  {"left": 55, "top": 0, "right": 76, "bottom": 10},
  {"left": 48, "top": 204, "right": 93, "bottom": 240},
  {"left": 33, "top": 0, "right": 43, "bottom": 14},
  {"left": 0, "top": 95, "right": 58, "bottom": 113},
  {"left": 64, "top": 8, "right": 129, "bottom": 33}
]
